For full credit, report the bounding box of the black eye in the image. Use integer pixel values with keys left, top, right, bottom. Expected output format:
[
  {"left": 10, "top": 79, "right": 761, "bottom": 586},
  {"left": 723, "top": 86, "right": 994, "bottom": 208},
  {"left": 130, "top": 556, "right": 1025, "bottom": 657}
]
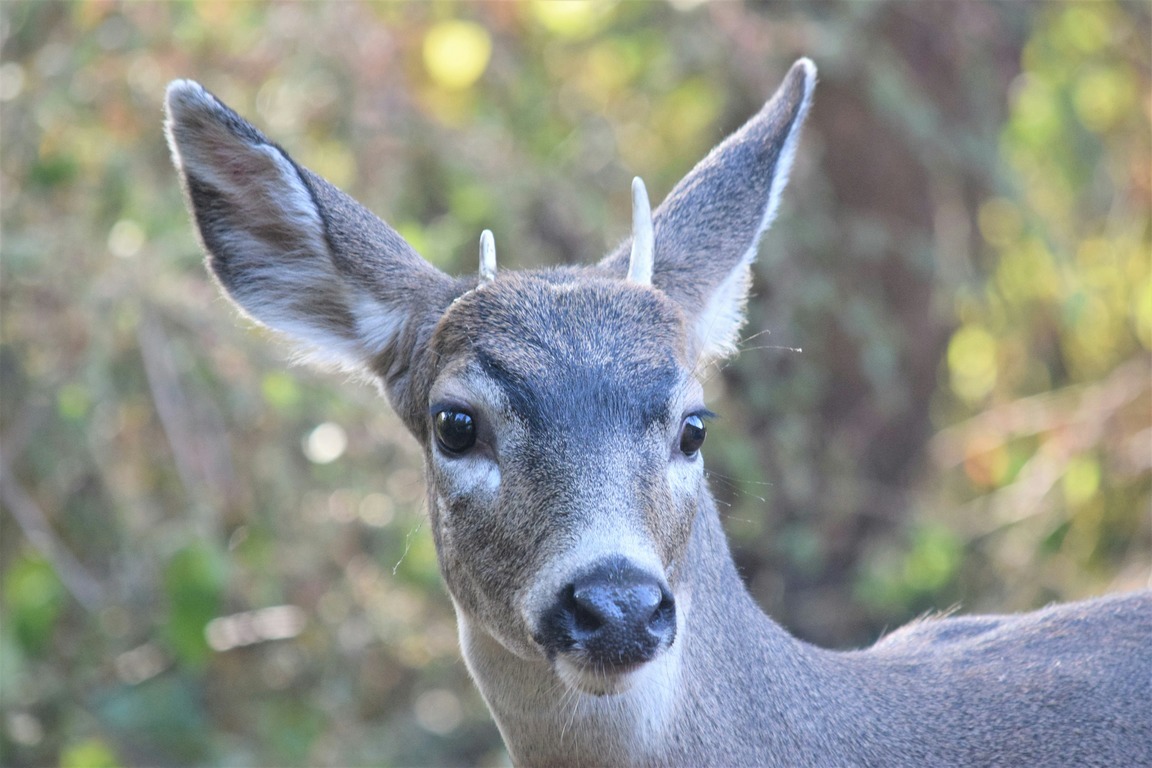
[
  {"left": 434, "top": 409, "right": 477, "bottom": 454},
  {"left": 679, "top": 414, "right": 706, "bottom": 456}
]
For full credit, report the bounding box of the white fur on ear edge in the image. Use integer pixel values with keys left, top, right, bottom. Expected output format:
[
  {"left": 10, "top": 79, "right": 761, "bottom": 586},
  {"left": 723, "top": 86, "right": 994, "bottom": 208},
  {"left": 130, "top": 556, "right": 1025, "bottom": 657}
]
[
  {"left": 693, "top": 58, "right": 816, "bottom": 362},
  {"left": 165, "top": 79, "right": 407, "bottom": 373}
]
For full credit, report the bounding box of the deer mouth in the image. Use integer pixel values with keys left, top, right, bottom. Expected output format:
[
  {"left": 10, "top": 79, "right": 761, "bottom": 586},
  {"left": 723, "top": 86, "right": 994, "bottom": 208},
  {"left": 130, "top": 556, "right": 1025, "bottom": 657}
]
[{"left": 554, "top": 655, "right": 650, "bottom": 696}]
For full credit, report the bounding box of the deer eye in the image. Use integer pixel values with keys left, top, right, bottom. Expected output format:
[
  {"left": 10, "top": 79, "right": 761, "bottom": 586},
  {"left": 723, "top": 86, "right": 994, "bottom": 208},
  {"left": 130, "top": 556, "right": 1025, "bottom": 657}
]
[
  {"left": 433, "top": 409, "right": 477, "bottom": 454},
  {"left": 679, "top": 414, "right": 707, "bottom": 456}
]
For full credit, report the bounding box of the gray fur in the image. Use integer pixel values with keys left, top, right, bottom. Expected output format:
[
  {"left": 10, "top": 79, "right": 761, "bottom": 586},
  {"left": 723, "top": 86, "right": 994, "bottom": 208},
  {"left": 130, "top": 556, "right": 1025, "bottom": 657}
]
[{"left": 166, "top": 59, "right": 1152, "bottom": 767}]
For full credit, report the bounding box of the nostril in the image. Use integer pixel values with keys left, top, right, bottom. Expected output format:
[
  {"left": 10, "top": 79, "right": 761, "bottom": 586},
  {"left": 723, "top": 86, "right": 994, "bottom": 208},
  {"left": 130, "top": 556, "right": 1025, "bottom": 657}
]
[
  {"left": 648, "top": 591, "right": 676, "bottom": 644},
  {"left": 570, "top": 586, "right": 605, "bottom": 634},
  {"left": 651, "top": 592, "right": 675, "bottom": 626}
]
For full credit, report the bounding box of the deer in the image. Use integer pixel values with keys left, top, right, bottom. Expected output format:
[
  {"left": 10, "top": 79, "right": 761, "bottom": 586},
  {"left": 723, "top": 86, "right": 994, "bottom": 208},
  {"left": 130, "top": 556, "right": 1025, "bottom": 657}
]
[{"left": 164, "top": 59, "right": 1151, "bottom": 767}]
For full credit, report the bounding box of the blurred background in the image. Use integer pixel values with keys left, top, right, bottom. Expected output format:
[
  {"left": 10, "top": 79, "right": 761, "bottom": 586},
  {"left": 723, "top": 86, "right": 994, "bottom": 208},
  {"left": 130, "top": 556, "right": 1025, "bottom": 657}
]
[{"left": 1, "top": 1, "right": 1149, "bottom": 765}]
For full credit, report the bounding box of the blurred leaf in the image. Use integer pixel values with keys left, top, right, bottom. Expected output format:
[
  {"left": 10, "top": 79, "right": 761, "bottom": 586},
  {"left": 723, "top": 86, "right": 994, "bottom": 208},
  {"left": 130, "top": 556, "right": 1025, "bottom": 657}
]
[
  {"left": 162, "top": 542, "right": 226, "bottom": 667},
  {"left": 902, "top": 525, "right": 961, "bottom": 593},
  {"left": 95, "top": 674, "right": 209, "bottom": 762},
  {"left": 60, "top": 738, "right": 121, "bottom": 768},
  {"left": 259, "top": 698, "right": 325, "bottom": 765},
  {"left": 856, "top": 524, "right": 961, "bottom": 610},
  {"left": 1062, "top": 455, "right": 1101, "bottom": 507},
  {"left": 2, "top": 551, "right": 65, "bottom": 656},
  {"left": 0, "top": 621, "right": 28, "bottom": 709},
  {"left": 28, "top": 153, "right": 78, "bottom": 189},
  {"left": 261, "top": 371, "right": 301, "bottom": 412}
]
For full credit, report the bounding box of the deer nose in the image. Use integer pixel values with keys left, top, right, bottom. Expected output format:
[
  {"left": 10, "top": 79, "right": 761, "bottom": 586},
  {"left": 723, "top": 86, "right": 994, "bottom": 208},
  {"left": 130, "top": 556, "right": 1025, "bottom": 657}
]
[{"left": 538, "top": 556, "right": 676, "bottom": 669}]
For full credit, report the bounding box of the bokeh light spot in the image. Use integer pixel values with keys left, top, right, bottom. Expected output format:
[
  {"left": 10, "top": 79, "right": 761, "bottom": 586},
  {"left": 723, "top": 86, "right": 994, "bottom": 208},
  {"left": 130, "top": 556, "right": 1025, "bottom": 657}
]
[
  {"left": 423, "top": 21, "right": 492, "bottom": 90},
  {"left": 1074, "top": 66, "right": 1134, "bottom": 133},
  {"left": 359, "top": 493, "right": 395, "bottom": 527},
  {"left": 0, "top": 62, "right": 25, "bottom": 101},
  {"left": 530, "top": 0, "right": 613, "bottom": 39},
  {"left": 108, "top": 219, "right": 145, "bottom": 258},
  {"left": 977, "top": 198, "right": 1022, "bottom": 247},
  {"left": 303, "top": 422, "right": 347, "bottom": 464},
  {"left": 414, "top": 688, "right": 463, "bottom": 735},
  {"left": 1063, "top": 456, "right": 1101, "bottom": 507},
  {"left": 948, "top": 325, "right": 998, "bottom": 404}
]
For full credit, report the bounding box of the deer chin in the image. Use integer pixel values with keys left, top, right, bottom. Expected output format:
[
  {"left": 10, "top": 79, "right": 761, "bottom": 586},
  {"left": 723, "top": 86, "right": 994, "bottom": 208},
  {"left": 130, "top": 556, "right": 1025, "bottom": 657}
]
[{"left": 555, "top": 656, "right": 649, "bottom": 697}]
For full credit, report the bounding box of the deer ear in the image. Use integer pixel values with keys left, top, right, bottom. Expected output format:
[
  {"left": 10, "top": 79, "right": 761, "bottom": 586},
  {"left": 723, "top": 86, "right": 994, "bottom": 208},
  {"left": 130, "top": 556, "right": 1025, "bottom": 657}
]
[
  {"left": 165, "top": 80, "right": 459, "bottom": 417},
  {"left": 602, "top": 59, "right": 816, "bottom": 364}
]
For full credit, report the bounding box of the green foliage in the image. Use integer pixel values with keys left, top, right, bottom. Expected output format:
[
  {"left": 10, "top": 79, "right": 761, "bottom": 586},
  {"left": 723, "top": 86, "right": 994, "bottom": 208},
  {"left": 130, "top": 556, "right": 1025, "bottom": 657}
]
[
  {"left": 257, "top": 698, "right": 326, "bottom": 765},
  {"left": 162, "top": 542, "right": 226, "bottom": 667},
  {"left": 856, "top": 524, "right": 963, "bottom": 611},
  {"left": 95, "top": 674, "right": 208, "bottom": 763},
  {"left": 1, "top": 1, "right": 1147, "bottom": 765},
  {"left": 2, "top": 551, "right": 65, "bottom": 656},
  {"left": 59, "top": 738, "right": 121, "bottom": 768},
  {"left": 932, "top": 0, "right": 1151, "bottom": 609}
]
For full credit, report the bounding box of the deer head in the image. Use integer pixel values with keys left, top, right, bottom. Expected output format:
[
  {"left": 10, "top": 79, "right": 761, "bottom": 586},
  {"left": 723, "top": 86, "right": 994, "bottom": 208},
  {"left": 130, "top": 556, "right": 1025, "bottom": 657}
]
[{"left": 165, "top": 59, "right": 815, "bottom": 700}]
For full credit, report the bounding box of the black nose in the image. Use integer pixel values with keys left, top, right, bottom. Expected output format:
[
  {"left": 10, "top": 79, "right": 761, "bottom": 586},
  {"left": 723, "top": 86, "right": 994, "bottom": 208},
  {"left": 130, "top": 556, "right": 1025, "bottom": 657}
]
[{"left": 537, "top": 556, "right": 676, "bottom": 669}]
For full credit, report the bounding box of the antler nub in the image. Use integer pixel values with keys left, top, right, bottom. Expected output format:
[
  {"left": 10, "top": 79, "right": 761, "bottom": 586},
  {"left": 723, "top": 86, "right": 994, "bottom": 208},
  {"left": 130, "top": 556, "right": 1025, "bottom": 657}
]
[
  {"left": 627, "top": 177, "right": 654, "bottom": 286},
  {"left": 479, "top": 229, "right": 496, "bottom": 284}
]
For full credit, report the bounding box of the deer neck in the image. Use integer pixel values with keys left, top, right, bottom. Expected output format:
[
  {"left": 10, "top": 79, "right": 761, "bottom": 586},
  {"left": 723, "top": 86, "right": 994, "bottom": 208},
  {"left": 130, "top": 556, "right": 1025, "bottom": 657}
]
[{"left": 454, "top": 489, "right": 825, "bottom": 766}]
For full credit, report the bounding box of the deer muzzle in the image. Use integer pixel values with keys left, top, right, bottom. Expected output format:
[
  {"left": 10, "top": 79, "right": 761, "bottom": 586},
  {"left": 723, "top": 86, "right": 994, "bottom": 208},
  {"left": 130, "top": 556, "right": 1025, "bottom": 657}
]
[{"left": 536, "top": 555, "right": 677, "bottom": 689}]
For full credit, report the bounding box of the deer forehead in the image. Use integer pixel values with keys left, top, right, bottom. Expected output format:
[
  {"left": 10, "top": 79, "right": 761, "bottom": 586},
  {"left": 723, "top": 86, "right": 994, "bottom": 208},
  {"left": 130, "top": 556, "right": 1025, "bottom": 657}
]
[{"left": 429, "top": 271, "right": 697, "bottom": 435}]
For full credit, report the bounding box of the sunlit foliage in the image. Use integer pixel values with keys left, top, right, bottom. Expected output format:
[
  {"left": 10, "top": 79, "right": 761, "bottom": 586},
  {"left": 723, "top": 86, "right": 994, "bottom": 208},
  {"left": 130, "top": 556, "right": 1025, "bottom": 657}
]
[{"left": 929, "top": 1, "right": 1150, "bottom": 610}]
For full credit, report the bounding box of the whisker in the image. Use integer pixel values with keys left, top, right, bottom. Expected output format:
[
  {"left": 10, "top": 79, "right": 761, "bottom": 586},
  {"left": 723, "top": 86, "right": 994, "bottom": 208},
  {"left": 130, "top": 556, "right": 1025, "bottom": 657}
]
[
  {"left": 738, "top": 327, "right": 775, "bottom": 346},
  {"left": 706, "top": 470, "right": 770, "bottom": 504},
  {"left": 738, "top": 343, "right": 803, "bottom": 354},
  {"left": 391, "top": 517, "right": 424, "bottom": 575},
  {"left": 707, "top": 469, "right": 775, "bottom": 487}
]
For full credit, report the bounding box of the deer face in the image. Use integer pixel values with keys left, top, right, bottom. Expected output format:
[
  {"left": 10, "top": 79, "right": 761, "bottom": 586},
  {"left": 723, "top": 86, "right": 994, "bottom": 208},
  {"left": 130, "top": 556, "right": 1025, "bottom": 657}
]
[
  {"left": 165, "top": 58, "right": 813, "bottom": 699},
  {"left": 419, "top": 273, "right": 705, "bottom": 691}
]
